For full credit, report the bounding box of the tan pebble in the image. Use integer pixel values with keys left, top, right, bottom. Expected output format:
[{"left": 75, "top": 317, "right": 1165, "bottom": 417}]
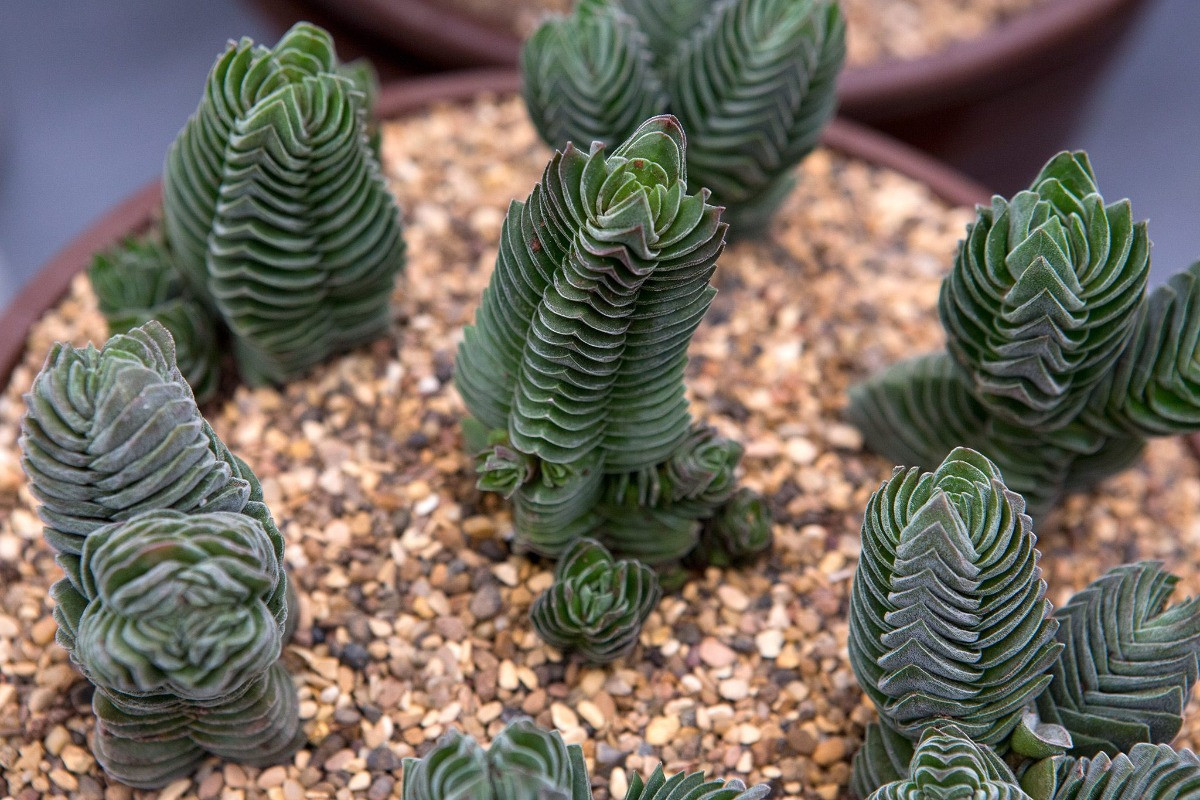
[
  {"left": 258, "top": 765, "right": 288, "bottom": 789},
  {"left": 737, "top": 724, "right": 762, "bottom": 745},
  {"left": 492, "top": 562, "right": 519, "bottom": 586},
  {"left": 348, "top": 772, "right": 372, "bottom": 791},
  {"left": 576, "top": 700, "right": 606, "bottom": 731},
  {"left": 462, "top": 516, "right": 495, "bottom": 539},
  {"left": 755, "top": 630, "right": 784, "bottom": 659},
  {"left": 282, "top": 780, "right": 304, "bottom": 800},
  {"left": 0, "top": 614, "right": 19, "bottom": 638},
  {"left": 736, "top": 750, "right": 753, "bottom": 773},
  {"left": 49, "top": 768, "right": 79, "bottom": 791},
  {"left": 516, "top": 665, "right": 539, "bottom": 690},
  {"left": 716, "top": 586, "right": 749, "bottom": 612},
  {"left": 221, "top": 788, "right": 246, "bottom": 800},
  {"left": 60, "top": 744, "right": 93, "bottom": 773},
  {"left": 478, "top": 701, "right": 503, "bottom": 723},
  {"left": 697, "top": 637, "right": 737, "bottom": 668},
  {"left": 498, "top": 660, "right": 519, "bottom": 690},
  {"left": 815, "top": 784, "right": 840, "bottom": 800},
  {"left": 825, "top": 422, "right": 863, "bottom": 450},
  {"left": 610, "top": 767, "right": 628, "bottom": 798},
  {"left": 786, "top": 437, "right": 818, "bottom": 464},
  {"left": 551, "top": 703, "right": 578, "bottom": 731},
  {"left": 719, "top": 679, "right": 750, "bottom": 701},
  {"left": 812, "top": 737, "right": 846, "bottom": 766},
  {"left": 30, "top": 616, "right": 57, "bottom": 646},
  {"left": 645, "top": 716, "right": 680, "bottom": 746},
  {"left": 44, "top": 725, "right": 70, "bottom": 756},
  {"left": 198, "top": 770, "right": 224, "bottom": 799},
  {"left": 159, "top": 778, "right": 192, "bottom": 800},
  {"left": 224, "top": 764, "right": 249, "bottom": 788}
]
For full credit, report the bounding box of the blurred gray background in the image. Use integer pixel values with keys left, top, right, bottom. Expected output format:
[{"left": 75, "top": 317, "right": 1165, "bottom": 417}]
[{"left": 0, "top": 0, "right": 1196, "bottom": 307}]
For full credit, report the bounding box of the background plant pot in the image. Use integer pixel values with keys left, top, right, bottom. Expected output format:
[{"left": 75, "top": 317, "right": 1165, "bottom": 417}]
[
  {"left": 0, "top": 68, "right": 988, "bottom": 388},
  {"left": 247, "top": 0, "right": 1147, "bottom": 194}
]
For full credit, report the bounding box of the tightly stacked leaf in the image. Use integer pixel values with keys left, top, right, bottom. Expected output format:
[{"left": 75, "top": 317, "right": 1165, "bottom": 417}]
[
  {"left": 89, "top": 235, "right": 220, "bottom": 402},
  {"left": 19, "top": 322, "right": 300, "bottom": 787},
  {"left": 530, "top": 538, "right": 661, "bottom": 663},
  {"left": 154, "top": 22, "right": 404, "bottom": 387},
  {"left": 866, "top": 726, "right": 1027, "bottom": 800},
  {"left": 848, "top": 447, "right": 1200, "bottom": 799},
  {"left": 1024, "top": 744, "right": 1200, "bottom": 800},
  {"left": 848, "top": 151, "right": 1200, "bottom": 519},
  {"left": 522, "top": 0, "right": 846, "bottom": 233},
  {"left": 454, "top": 115, "right": 770, "bottom": 568},
  {"left": 402, "top": 718, "right": 769, "bottom": 800}
]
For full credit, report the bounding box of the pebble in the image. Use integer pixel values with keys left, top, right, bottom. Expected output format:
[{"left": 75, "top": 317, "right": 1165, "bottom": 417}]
[
  {"left": 645, "top": 716, "right": 681, "bottom": 746},
  {"left": 697, "top": 638, "right": 737, "bottom": 668},
  {"left": 469, "top": 583, "right": 503, "bottom": 620}
]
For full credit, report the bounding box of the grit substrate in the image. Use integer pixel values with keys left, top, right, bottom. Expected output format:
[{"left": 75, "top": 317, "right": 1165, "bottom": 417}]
[
  {"left": 2, "top": 95, "right": 1199, "bottom": 800},
  {"left": 440, "top": 0, "right": 1052, "bottom": 67}
]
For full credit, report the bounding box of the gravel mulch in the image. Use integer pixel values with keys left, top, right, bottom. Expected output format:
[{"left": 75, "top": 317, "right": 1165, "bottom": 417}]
[{"left": 1, "top": 95, "right": 1197, "bottom": 800}]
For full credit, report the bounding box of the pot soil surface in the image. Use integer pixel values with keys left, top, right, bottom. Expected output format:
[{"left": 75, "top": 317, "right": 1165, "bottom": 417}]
[{"left": 1, "top": 94, "right": 1198, "bottom": 800}]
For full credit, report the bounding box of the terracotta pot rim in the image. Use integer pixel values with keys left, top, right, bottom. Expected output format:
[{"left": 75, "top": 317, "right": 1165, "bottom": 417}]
[
  {"left": 0, "top": 68, "right": 990, "bottom": 388},
  {"left": 303, "top": 0, "right": 1145, "bottom": 116}
]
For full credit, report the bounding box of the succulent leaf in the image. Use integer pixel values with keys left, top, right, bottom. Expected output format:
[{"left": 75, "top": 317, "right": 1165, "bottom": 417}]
[
  {"left": 848, "top": 447, "right": 1062, "bottom": 747},
  {"left": 521, "top": 0, "right": 844, "bottom": 233},
  {"left": 1028, "top": 744, "right": 1200, "bottom": 800},
  {"left": 622, "top": 765, "right": 771, "bottom": 800},
  {"left": 530, "top": 538, "right": 662, "bottom": 663},
  {"left": 163, "top": 22, "right": 405, "bottom": 386},
  {"left": 939, "top": 152, "right": 1149, "bottom": 431},
  {"left": 1036, "top": 562, "right": 1200, "bottom": 757},
  {"left": 850, "top": 722, "right": 915, "bottom": 800},
  {"left": 89, "top": 235, "right": 221, "bottom": 402},
  {"left": 522, "top": 0, "right": 668, "bottom": 150},
  {"left": 867, "top": 725, "right": 1028, "bottom": 800},
  {"left": 693, "top": 487, "right": 772, "bottom": 567}
]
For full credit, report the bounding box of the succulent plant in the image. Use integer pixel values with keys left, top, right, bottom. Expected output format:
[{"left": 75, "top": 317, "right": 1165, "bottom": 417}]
[
  {"left": 20, "top": 321, "right": 299, "bottom": 787},
  {"left": 89, "top": 235, "right": 221, "bottom": 402},
  {"left": 530, "top": 538, "right": 661, "bottom": 663},
  {"left": 849, "top": 447, "right": 1061, "bottom": 748},
  {"left": 522, "top": 0, "right": 846, "bottom": 233},
  {"left": 1036, "top": 562, "right": 1200, "bottom": 758},
  {"left": 848, "top": 152, "right": 1200, "bottom": 519},
  {"left": 1024, "top": 744, "right": 1200, "bottom": 800},
  {"left": 866, "top": 726, "right": 1026, "bottom": 800},
  {"left": 402, "top": 718, "right": 770, "bottom": 800},
  {"left": 401, "top": 719, "right": 591, "bottom": 800},
  {"left": 851, "top": 723, "right": 916, "bottom": 800},
  {"left": 162, "top": 22, "right": 405, "bottom": 386},
  {"left": 454, "top": 115, "right": 768, "bottom": 567}
]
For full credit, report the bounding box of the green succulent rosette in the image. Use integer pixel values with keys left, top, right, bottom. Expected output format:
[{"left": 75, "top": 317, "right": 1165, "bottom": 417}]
[
  {"left": 455, "top": 115, "right": 765, "bottom": 564},
  {"left": 401, "top": 719, "right": 591, "bottom": 800},
  {"left": 162, "top": 22, "right": 405, "bottom": 386},
  {"left": 88, "top": 235, "right": 221, "bottom": 402},
  {"left": 521, "top": 0, "right": 845, "bottom": 233},
  {"left": 848, "top": 447, "right": 1061, "bottom": 748},
  {"left": 867, "top": 726, "right": 1028, "bottom": 800},
  {"left": 851, "top": 722, "right": 915, "bottom": 800},
  {"left": 623, "top": 765, "right": 771, "bottom": 800},
  {"left": 693, "top": 487, "right": 772, "bottom": 567},
  {"left": 1024, "top": 744, "right": 1200, "bottom": 800},
  {"left": 19, "top": 322, "right": 251, "bottom": 567},
  {"left": 1035, "top": 562, "right": 1200, "bottom": 758},
  {"left": 529, "top": 537, "right": 661, "bottom": 663},
  {"left": 52, "top": 509, "right": 300, "bottom": 788}
]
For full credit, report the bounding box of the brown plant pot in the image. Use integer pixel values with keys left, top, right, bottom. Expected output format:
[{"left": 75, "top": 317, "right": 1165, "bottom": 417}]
[
  {"left": 247, "top": 0, "right": 1148, "bottom": 193},
  {"left": 0, "top": 68, "right": 989, "bottom": 387}
]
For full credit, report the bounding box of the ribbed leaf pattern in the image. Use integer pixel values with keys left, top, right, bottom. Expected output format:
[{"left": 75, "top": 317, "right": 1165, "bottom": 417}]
[
  {"left": 521, "top": 0, "right": 845, "bottom": 233},
  {"left": 530, "top": 538, "right": 662, "bottom": 663},
  {"left": 1036, "top": 562, "right": 1200, "bottom": 757},
  {"left": 522, "top": 0, "right": 667, "bottom": 150},
  {"left": 88, "top": 235, "right": 221, "bottom": 402},
  {"left": 401, "top": 719, "right": 591, "bottom": 800},
  {"left": 851, "top": 722, "right": 915, "bottom": 800},
  {"left": 867, "top": 726, "right": 1028, "bottom": 800},
  {"left": 849, "top": 151, "right": 1200, "bottom": 519},
  {"left": 163, "top": 22, "right": 404, "bottom": 386},
  {"left": 848, "top": 447, "right": 1061, "bottom": 747},
  {"left": 693, "top": 487, "right": 773, "bottom": 567},
  {"left": 456, "top": 116, "right": 766, "bottom": 564},
  {"left": 623, "top": 765, "right": 771, "bottom": 800},
  {"left": 1033, "top": 744, "right": 1200, "bottom": 800},
  {"left": 940, "top": 152, "right": 1149, "bottom": 430}
]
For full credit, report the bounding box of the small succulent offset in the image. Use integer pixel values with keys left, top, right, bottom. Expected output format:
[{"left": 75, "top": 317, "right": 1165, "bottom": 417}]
[
  {"left": 454, "top": 115, "right": 770, "bottom": 568},
  {"left": 522, "top": 0, "right": 846, "bottom": 233},
  {"left": 161, "top": 22, "right": 405, "bottom": 386},
  {"left": 402, "top": 718, "right": 770, "bottom": 800},
  {"left": 1027, "top": 743, "right": 1200, "bottom": 800},
  {"left": 848, "top": 151, "right": 1200, "bottom": 519},
  {"left": 19, "top": 322, "right": 300, "bottom": 787},
  {"left": 89, "top": 234, "right": 221, "bottom": 402},
  {"left": 866, "top": 726, "right": 1027, "bottom": 800},
  {"left": 848, "top": 447, "right": 1200, "bottom": 800},
  {"left": 530, "top": 538, "right": 661, "bottom": 663}
]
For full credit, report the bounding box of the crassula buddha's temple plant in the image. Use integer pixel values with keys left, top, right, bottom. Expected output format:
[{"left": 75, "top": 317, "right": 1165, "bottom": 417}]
[
  {"left": 848, "top": 447, "right": 1200, "bottom": 799},
  {"left": 521, "top": 0, "right": 846, "bottom": 233},
  {"left": 402, "top": 718, "right": 770, "bottom": 799},
  {"left": 848, "top": 151, "right": 1200, "bottom": 518},
  {"left": 18, "top": 322, "right": 301, "bottom": 787},
  {"left": 145, "top": 21, "right": 405, "bottom": 388},
  {"left": 454, "top": 114, "right": 770, "bottom": 568}
]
